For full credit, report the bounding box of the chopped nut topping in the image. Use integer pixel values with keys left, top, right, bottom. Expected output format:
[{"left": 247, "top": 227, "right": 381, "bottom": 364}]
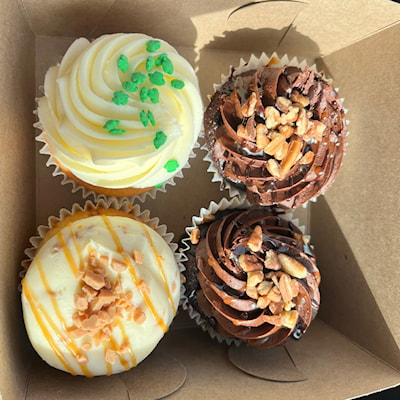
[
  {"left": 264, "top": 250, "right": 281, "bottom": 271},
  {"left": 133, "top": 308, "right": 146, "bottom": 325},
  {"left": 275, "top": 96, "right": 292, "bottom": 113},
  {"left": 278, "top": 273, "right": 294, "bottom": 303},
  {"left": 267, "top": 158, "right": 284, "bottom": 180},
  {"left": 269, "top": 299, "right": 284, "bottom": 315},
  {"left": 290, "top": 90, "right": 310, "bottom": 108},
  {"left": 299, "top": 150, "right": 315, "bottom": 165},
  {"left": 132, "top": 249, "right": 144, "bottom": 264},
  {"left": 230, "top": 87, "right": 328, "bottom": 182},
  {"left": 266, "top": 286, "right": 282, "bottom": 303},
  {"left": 247, "top": 271, "right": 264, "bottom": 287},
  {"left": 256, "top": 124, "right": 270, "bottom": 149},
  {"left": 190, "top": 228, "right": 200, "bottom": 245},
  {"left": 257, "top": 295, "right": 270, "bottom": 309},
  {"left": 277, "top": 253, "right": 308, "bottom": 279},
  {"left": 265, "top": 106, "right": 281, "bottom": 130},
  {"left": 264, "top": 133, "right": 285, "bottom": 156},
  {"left": 295, "top": 108, "right": 309, "bottom": 136},
  {"left": 280, "top": 139, "right": 302, "bottom": 174},
  {"left": 257, "top": 280, "right": 274, "bottom": 296},
  {"left": 70, "top": 250, "right": 145, "bottom": 357},
  {"left": 241, "top": 92, "right": 257, "bottom": 117},
  {"left": 238, "top": 254, "right": 263, "bottom": 272},
  {"left": 82, "top": 269, "right": 105, "bottom": 291},
  {"left": 247, "top": 225, "right": 263, "bottom": 252},
  {"left": 279, "top": 124, "right": 295, "bottom": 139},
  {"left": 281, "top": 105, "right": 300, "bottom": 125},
  {"left": 280, "top": 310, "right": 299, "bottom": 329},
  {"left": 246, "top": 285, "right": 259, "bottom": 300},
  {"left": 105, "top": 348, "right": 117, "bottom": 364}
]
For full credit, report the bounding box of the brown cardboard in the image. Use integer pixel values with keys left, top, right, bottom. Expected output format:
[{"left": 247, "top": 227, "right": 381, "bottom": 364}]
[
  {"left": 1, "top": 0, "right": 400, "bottom": 399},
  {"left": 315, "top": 20, "right": 400, "bottom": 355}
]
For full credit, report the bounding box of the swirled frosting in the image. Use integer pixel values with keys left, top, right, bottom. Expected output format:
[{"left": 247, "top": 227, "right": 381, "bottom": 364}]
[
  {"left": 184, "top": 208, "right": 320, "bottom": 348},
  {"left": 204, "top": 65, "right": 347, "bottom": 208},
  {"left": 21, "top": 208, "right": 180, "bottom": 376},
  {"left": 37, "top": 33, "right": 203, "bottom": 189}
]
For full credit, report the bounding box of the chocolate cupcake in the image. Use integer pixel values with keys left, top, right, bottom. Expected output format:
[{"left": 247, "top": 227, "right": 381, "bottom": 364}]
[
  {"left": 181, "top": 199, "right": 320, "bottom": 348},
  {"left": 204, "top": 54, "right": 348, "bottom": 208}
]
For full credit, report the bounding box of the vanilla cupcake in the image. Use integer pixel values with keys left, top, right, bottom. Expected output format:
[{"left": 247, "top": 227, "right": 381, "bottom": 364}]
[
  {"left": 36, "top": 33, "right": 202, "bottom": 199},
  {"left": 21, "top": 201, "right": 181, "bottom": 376},
  {"left": 204, "top": 54, "right": 347, "bottom": 208}
]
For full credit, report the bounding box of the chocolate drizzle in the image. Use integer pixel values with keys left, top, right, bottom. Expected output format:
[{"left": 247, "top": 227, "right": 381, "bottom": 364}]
[
  {"left": 204, "top": 65, "right": 347, "bottom": 208},
  {"left": 184, "top": 209, "right": 320, "bottom": 348}
]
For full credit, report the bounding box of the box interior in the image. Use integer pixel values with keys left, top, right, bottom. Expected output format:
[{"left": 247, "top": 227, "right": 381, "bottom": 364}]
[{"left": 1, "top": 0, "right": 400, "bottom": 399}]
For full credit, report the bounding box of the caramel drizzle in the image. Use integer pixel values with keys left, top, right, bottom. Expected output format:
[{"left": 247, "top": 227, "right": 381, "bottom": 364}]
[
  {"left": 142, "top": 224, "right": 177, "bottom": 315},
  {"left": 101, "top": 215, "right": 168, "bottom": 332},
  {"left": 32, "top": 260, "right": 92, "bottom": 376},
  {"left": 117, "top": 319, "right": 137, "bottom": 367},
  {"left": 102, "top": 322, "right": 137, "bottom": 375},
  {"left": 57, "top": 230, "right": 78, "bottom": 277},
  {"left": 22, "top": 280, "right": 93, "bottom": 376}
]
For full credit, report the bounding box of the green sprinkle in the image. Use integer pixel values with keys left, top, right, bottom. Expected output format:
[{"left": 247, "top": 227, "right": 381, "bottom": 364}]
[
  {"left": 171, "top": 79, "right": 185, "bottom": 89},
  {"left": 161, "top": 57, "right": 174, "bottom": 74},
  {"left": 155, "top": 182, "right": 164, "bottom": 188},
  {"left": 108, "top": 128, "right": 126, "bottom": 135},
  {"left": 164, "top": 159, "right": 179, "bottom": 173},
  {"left": 122, "top": 81, "right": 138, "bottom": 92},
  {"left": 155, "top": 53, "right": 167, "bottom": 67},
  {"left": 153, "top": 131, "right": 167, "bottom": 149},
  {"left": 146, "top": 40, "right": 161, "bottom": 52},
  {"left": 102, "top": 119, "right": 120, "bottom": 130},
  {"left": 131, "top": 72, "right": 147, "bottom": 84},
  {"left": 140, "top": 110, "right": 149, "bottom": 127},
  {"left": 148, "top": 110, "right": 156, "bottom": 127},
  {"left": 148, "top": 71, "right": 165, "bottom": 86},
  {"left": 146, "top": 56, "right": 155, "bottom": 71},
  {"left": 117, "top": 54, "right": 129, "bottom": 73},
  {"left": 148, "top": 88, "right": 160, "bottom": 104},
  {"left": 140, "top": 87, "right": 148, "bottom": 102},
  {"left": 112, "top": 91, "right": 129, "bottom": 105}
]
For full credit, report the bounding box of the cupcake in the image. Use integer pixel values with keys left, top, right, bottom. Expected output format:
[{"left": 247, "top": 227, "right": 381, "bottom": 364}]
[
  {"left": 36, "top": 33, "right": 203, "bottom": 199},
  {"left": 21, "top": 201, "right": 181, "bottom": 376},
  {"left": 204, "top": 54, "right": 348, "bottom": 208},
  {"left": 181, "top": 199, "right": 320, "bottom": 348}
]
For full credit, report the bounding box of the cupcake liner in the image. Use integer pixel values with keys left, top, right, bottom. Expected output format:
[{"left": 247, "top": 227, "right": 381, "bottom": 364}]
[
  {"left": 180, "top": 197, "right": 309, "bottom": 347},
  {"left": 203, "top": 52, "right": 349, "bottom": 209},
  {"left": 21, "top": 198, "right": 186, "bottom": 308},
  {"left": 35, "top": 123, "right": 201, "bottom": 205}
]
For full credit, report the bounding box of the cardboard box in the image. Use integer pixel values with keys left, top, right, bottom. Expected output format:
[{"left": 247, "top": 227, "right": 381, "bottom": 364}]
[{"left": 1, "top": 0, "right": 399, "bottom": 398}]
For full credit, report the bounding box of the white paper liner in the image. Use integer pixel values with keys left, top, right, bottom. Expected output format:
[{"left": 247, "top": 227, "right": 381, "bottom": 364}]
[
  {"left": 179, "top": 197, "right": 310, "bottom": 347},
  {"left": 21, "top": 198, "right": 186, "bottom": 308},
  {"left": 203, "top": 52, "right": 349, "bottom": 209},
  {"left": 35, "top": 125, "right": 201, "bottom": 205}
]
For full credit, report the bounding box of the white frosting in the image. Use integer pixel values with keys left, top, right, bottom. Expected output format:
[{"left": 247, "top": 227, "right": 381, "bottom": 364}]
[
  {"left": 21, "top": 214, "right": 180, "bottom": 376},
  {"left": 37, "top": 33, "right": 203, "bottom": 189}
]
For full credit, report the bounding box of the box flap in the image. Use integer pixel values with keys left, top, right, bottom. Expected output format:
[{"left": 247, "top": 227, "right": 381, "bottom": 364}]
[
  {"left": 0, "top": 1, "right": 36, "bottom": 399},
  {"left": 311, "top": 198, "right": 400, "bottom": 370},
  {"left": 20, "top": 1, "right": 400, "bottom": 58},
  {"left": 314, "top": 21, "right": 400, "bottom": 362},
  {"left": 23, "top": 321, "right": 400, "bottom": 399}
]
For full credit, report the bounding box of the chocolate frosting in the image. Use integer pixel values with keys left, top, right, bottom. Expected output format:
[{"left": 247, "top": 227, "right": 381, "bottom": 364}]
[
  {"left": 204, "top": 65, "right": 347, "bottom": 208},
  {"left": 184, "top": 209, "right": 320, "bottom": 348}
]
